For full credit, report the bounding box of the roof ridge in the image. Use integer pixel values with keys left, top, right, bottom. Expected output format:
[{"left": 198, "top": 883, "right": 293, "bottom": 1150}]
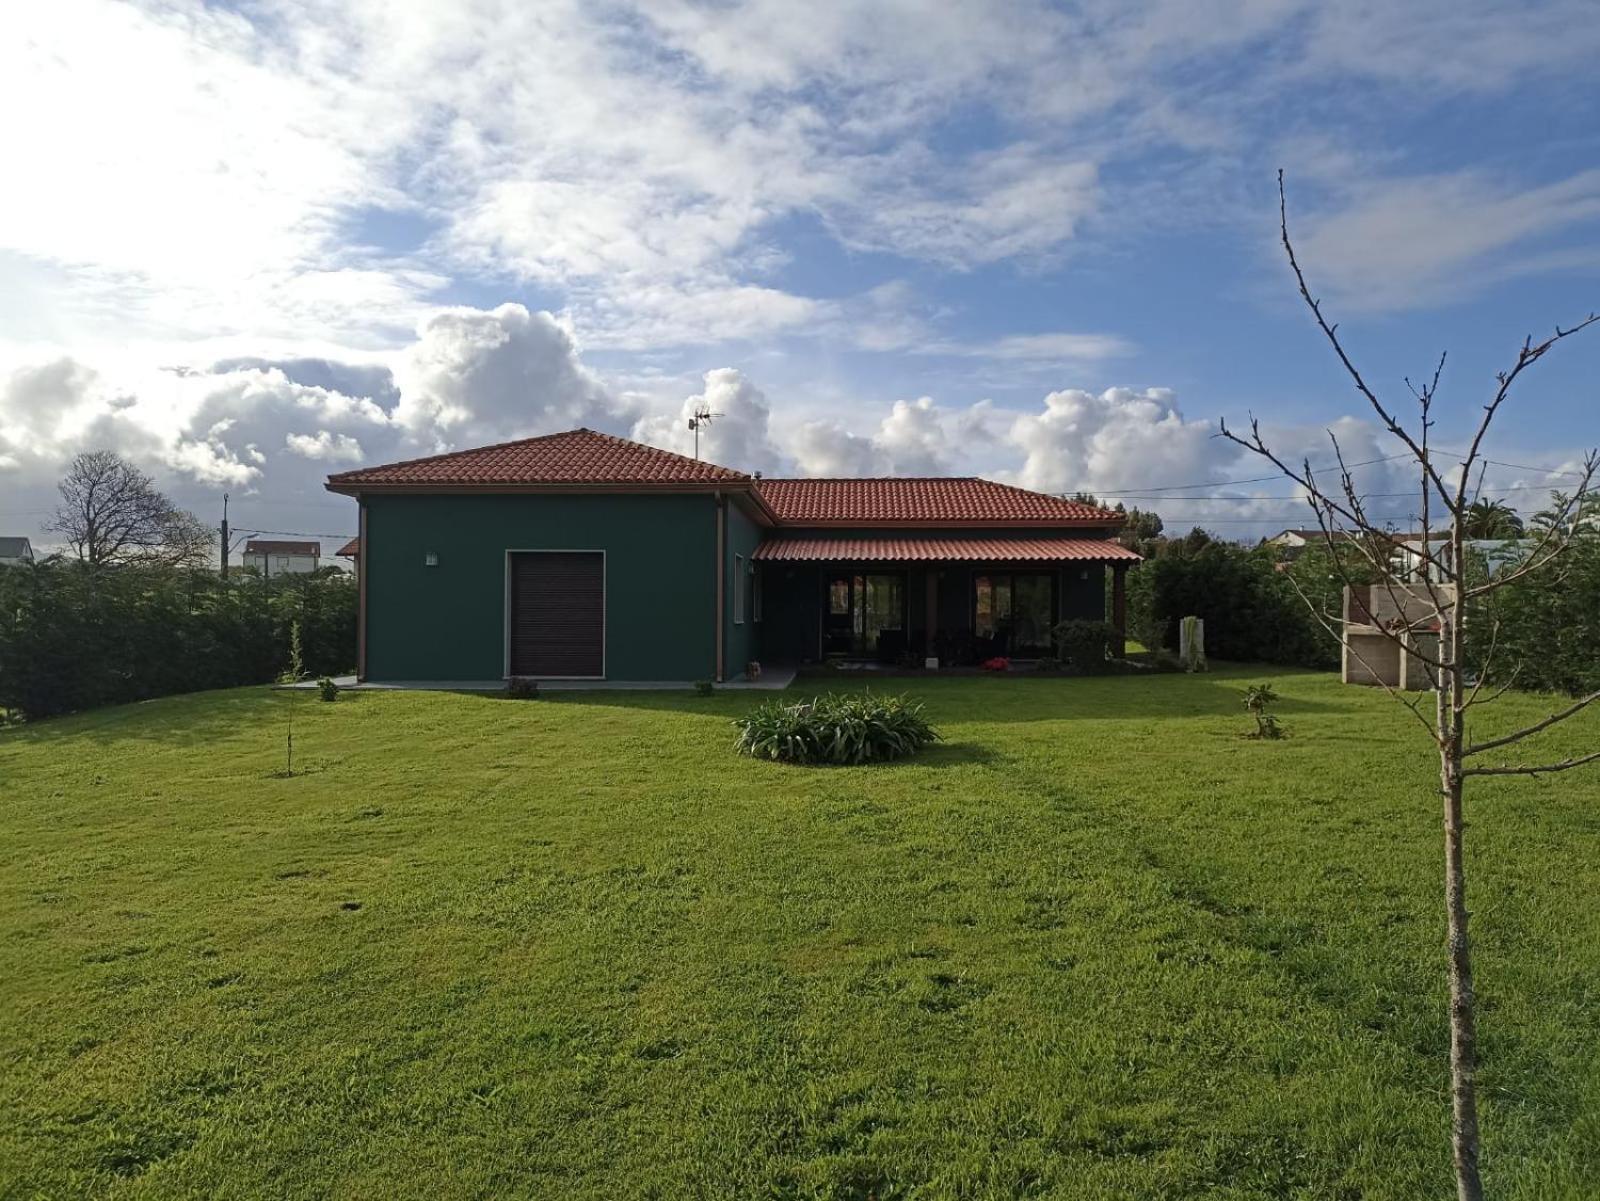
[{"left": 327, "top": 426, "right": 751, "bottom": 484}]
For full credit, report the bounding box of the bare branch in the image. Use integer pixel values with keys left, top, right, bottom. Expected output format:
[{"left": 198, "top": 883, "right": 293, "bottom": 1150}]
[
  {"left": 1463, "top": 751, "right": 1600, "bottom": 779},
  {"left": 1279, "top": 569, "right": 1438, "bottom": 739},
  {"left": 1452, "top": 315, "right": 1600, "bottom": 516},
  {"left": 1277, "top": 170, "right": 1456, "bottom": 511},
  {"left": 1464, "top": 689, "right": 1600, "bottom": 758}
]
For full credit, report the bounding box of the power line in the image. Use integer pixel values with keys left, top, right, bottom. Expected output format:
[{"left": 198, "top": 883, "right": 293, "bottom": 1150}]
[{"left": 235, "top": 527, "right": 357, "bottom": 539}]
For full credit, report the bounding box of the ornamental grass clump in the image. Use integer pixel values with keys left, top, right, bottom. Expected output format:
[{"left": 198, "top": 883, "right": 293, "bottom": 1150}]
[{"left": 733, "top": 692, "right": 940, "bottom": 765}]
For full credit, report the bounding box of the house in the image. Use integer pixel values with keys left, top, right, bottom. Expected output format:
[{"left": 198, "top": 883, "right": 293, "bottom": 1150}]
[
  {"left": 1263, "top": 528, "right": 1361, "bottom": 560},
  {"left": 1389, "top": 535, "right": 1533, "bottom": 583},
  {"left": 0, "top": 536, "right": 35, "bottom": 566},
  {"left": 336, "top": 537, "right": 360, "bottom": 562},
  {"left": 324, "top": 428, "right": 1139, "bottom": 683},
  {"left": 241, "top": 539, "right": 321, "bottom": 576}
]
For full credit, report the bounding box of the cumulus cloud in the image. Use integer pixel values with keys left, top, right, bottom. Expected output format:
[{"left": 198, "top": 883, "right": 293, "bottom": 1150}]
[
  {"left": 394, "top": 304, "right": 636, "bottom": 444},
  {"left": 286, "top": 431, "right": 365, "bottom": 462},
  {"left": 632, "top": 368, "right": 785, "bottom": 474},
  {"left": 1008, "top": 386, "right": 1223, "bottom": 495}
]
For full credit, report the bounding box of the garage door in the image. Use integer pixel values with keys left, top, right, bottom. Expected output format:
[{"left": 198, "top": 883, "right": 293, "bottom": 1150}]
[{"left": 508, "top": 551, "right": 605, "bottom": 677}]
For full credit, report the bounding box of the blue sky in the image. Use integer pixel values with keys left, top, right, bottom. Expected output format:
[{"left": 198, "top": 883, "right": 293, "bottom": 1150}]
[{"left": 2, "top": 0, "right": 1598, "bottom": 547}]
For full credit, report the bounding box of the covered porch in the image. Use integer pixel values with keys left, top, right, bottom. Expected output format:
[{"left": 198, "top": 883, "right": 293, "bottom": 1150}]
[{"left": 753, "top": 536, "right": 1139, "bottom": 667}]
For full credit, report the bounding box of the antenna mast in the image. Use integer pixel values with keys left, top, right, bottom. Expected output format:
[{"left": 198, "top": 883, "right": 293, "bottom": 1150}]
[{"left": 687, "top": 403, "right": 723, "bottom": 460}]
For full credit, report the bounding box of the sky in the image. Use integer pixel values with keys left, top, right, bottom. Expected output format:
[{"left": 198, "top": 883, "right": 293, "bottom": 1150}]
[{"left": 3, "top": 0, "right": 1599, "bottom": 555}]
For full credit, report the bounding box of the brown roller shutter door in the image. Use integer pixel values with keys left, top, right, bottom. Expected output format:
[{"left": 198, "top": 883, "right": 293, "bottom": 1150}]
[{"left": 509, "top": 552, "right": 604, "bottom": 677}]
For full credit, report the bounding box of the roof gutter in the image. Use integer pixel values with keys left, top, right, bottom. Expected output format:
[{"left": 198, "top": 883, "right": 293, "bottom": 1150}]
[{"left": 714, "top": 491, "right": 726, "bottom": 683}]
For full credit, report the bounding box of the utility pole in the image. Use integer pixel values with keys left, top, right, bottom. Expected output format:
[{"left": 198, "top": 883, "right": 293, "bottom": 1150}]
[{"left": 220, "top": 493, "right": 229, "bottom": 578}]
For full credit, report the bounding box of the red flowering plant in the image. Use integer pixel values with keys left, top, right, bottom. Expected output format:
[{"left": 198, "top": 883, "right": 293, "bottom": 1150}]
[{"left": 980, "top": 656, "right": 1010, "bottom": 672}]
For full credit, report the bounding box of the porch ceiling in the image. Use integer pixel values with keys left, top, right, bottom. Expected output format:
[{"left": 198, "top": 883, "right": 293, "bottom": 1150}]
[{"left": 752, "top": 536, "right": 1141, "bottom": 563}]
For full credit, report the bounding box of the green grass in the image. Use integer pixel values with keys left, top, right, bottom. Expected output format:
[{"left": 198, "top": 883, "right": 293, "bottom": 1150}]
[{"left": 2, "top": 669, "right": 1598, "bottom": 1199}]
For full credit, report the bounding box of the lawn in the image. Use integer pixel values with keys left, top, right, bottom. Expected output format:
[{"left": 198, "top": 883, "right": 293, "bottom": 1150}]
[{"left": 2, "top": 670, "right": 1598, "bottom": 1199}]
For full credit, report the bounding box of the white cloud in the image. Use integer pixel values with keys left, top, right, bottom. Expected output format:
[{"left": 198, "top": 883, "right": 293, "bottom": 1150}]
[
  {"left": 1008, "top": 387, "right": 1222, "bottom": 495},
  {"left": 286, "top": 431, "right": 366, "bottom": 463},
  {"left": 631, "top": 368, "right": 786, "bottom": 474},
  {"left": 874, "top": 397, "right": 950, "bottom": 474},
  {"left": 1293, "top": 168, "right": 1600, "bottom": 310},
  {"left": 394, "top": 304, "right": 634, "bottom": 444}
]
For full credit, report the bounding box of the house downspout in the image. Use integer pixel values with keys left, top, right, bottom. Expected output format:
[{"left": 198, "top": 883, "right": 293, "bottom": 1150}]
[
  {"left": 714, "top": 492, "right": 726, "bottom": 682},
  {"left": 357, "top": 496, "right": 368, "bottom": 681}
]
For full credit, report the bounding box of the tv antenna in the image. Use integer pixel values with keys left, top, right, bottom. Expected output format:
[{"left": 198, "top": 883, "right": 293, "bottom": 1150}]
[{"left": 687, "top": 403, "right": 722, "bottom": 460}]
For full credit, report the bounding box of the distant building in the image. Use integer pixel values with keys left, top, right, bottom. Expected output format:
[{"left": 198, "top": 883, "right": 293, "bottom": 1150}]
[
  {"left": 242, "top": 539, "right": 321, "bottom": 575},
  {"left": 335, "top": 536, "right": 360, "bottom": 562},
  {"left": 1263, "top": 528, "right": 1362, "bottom": 561},
  {"left": 0, "top": 536, "right": 35, "bottom": 566}
]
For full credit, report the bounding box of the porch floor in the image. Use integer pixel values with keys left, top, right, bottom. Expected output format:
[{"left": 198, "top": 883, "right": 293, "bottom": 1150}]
[{"left": 279, "top": 668, "right": 798, "bottom": 693}]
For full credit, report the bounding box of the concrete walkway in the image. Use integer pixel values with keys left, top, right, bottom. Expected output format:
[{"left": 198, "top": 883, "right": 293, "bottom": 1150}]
[{"left": 281, "top": 667, "right": 797, "bottom": 693}]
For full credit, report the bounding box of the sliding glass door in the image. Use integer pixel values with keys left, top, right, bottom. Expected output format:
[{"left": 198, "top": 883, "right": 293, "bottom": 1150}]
[
  {"left": 973, "top": 572, "right": 1055, "bottom": 656},
  {"left": 824, "top": 572, "right": 906, "bottom": 658}
]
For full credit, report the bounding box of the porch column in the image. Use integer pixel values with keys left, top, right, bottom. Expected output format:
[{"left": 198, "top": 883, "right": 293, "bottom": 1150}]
[
  {"left": 924, "top": 569, "right": 939, "bottom": 658},
  {"left": 1111, "top": 563, "right": 1128, "bottom": 657}
]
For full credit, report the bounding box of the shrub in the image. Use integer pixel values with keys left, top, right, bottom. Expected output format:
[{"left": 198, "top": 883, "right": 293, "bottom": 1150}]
[
  {"left": 693, "top": 679, "right": 715, "bottom": 696},
  {"left": 0, "top": 560, "right": 356, "bottom": 721},
  {"left": 733, "top": 692, "right": 940, "bottom": 764},
  {"left": 277, "top": 619, "right": 306, "bottom": 685},
  {"left": 507, "top": 677, "right": 540, "bottom": 699},
  {"left": 1243, "top": 683, "right": 1285, "bottom": 739},
  {"left": 317, "top": 676, "right": 339, "bottom": 702},
  {"left": 980, "top": 656, "right": 1010, "bottom": 672},
  {"left": 1051, "top": 619, "right": 1117, "bottom": 674}
]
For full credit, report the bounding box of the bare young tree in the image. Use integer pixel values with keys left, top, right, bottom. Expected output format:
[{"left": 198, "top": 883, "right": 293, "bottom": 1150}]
[
  {"left": 1220, "top": 173, "right": 1599, "bottom": 1201},
  {"left": 49, "top": 450, "right": 214, "bottom": 569}
]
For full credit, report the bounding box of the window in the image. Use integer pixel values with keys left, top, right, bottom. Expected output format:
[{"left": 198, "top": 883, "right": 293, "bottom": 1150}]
[
  {"left": 733, "top": 554, "right": 745, "bottom": 624},
  {"left": 973, "top": 572, "right": 1055, "bottom": 656}
]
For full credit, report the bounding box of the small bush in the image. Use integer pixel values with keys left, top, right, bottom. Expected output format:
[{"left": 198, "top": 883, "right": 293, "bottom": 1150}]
[
  {"left": 1051, "top": 619, "right": 1117, "bottom": 674},
  {"left": 508, "top": 677, "right": 540, "bottom": 699},
  {"left": 1243, "top": 683, "right": 1285, "bottom": 739},
  {"left": 980, "top": 656, "right": 1010, "bottom": 672},
  {"left": 317, "top": 676, "right": 339, "bottom": 702},
  {"left": 733, "top": 692, "right": 940, "bottom": 764},
  {"left": 277, "top": 619, "right": 306, "bottom": 685},
  {"left": 693, "top": 679, "right": 715, "bottom": 696}
]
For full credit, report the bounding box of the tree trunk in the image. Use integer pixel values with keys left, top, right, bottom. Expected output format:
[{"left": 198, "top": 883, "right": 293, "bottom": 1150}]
[
  {"left": 1440, "top": 574, "right": 1482, "bottom": 1201},
  {"left": 1442, "top": 755, "right": 1481, "bottom": 1200}
]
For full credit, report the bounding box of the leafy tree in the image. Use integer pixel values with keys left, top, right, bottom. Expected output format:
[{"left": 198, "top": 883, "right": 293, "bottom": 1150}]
[{"left": 1463, "top": 497, "right": 1524, "bottom": 539}]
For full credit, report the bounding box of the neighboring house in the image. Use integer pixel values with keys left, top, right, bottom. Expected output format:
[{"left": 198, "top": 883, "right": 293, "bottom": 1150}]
[
  {"left": 336, "top": 536, "right": 360, "bottom": 562},
  {"left": 1390, "top": 536, "right": 1533, "bottom": 583},
  {"left": 241, "top": 539, "right": 321, "bottom": 575},
  {"left": 1263, "top": 528, "right": 1361, "bottom": 560},
  {"left": 325, "top": 428, "right": 1139, "bottom": 683},
  {"left": 0, "top": 536, "right": 35, "bottom": 566}
]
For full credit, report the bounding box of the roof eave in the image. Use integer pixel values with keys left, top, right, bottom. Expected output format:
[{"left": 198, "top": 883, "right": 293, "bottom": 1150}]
[{"left": 324, "top": 479, "right": 755, "bottom": 498}]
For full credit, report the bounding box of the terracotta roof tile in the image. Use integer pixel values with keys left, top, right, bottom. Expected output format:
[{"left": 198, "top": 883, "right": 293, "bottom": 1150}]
[
  {"left": 336, "top": 537, "right": 360, "bottom": 557},
  {"left": 754, "top": 537, "right": 1140, "bottom": 563},
  {"left": 326, "top": 428, "right": 750, "bottom": 489},
  {"left": 754, "top": 477, "right": 1119, "bottom": 525}
]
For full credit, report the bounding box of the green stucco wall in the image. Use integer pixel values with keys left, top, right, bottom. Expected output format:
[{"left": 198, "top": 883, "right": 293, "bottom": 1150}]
[
  {"left": 363, "top": 492, "right": 717, "bottom": 681},
  {"left": 723, "top": 498, "right": 764, "bottom": 676}
]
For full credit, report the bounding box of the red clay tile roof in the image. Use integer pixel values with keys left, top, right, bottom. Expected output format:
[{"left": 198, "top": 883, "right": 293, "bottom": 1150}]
[
  {"left": 326, "top": 428, "right": 751, "bottom": 490},
  {"left": 245, "top": 540, "right": 320, "bottom": 555},
  {"left": 753, "top": 477, "right": 1120, "bottom": 525},
  {"left": 336, "top": 537, "right": 360, "bottom": 557},
  {"left": 754, "top": 537, "right": 1140, "bottom": 563}
]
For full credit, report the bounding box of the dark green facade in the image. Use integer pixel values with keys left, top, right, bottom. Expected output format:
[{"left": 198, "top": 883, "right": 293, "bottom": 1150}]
[
  {"left": 363, "top": 492, "right": 724, "bottom": 681},
  {"left": 359, "top": 493, "right": 1122, "bottom": 682}
]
